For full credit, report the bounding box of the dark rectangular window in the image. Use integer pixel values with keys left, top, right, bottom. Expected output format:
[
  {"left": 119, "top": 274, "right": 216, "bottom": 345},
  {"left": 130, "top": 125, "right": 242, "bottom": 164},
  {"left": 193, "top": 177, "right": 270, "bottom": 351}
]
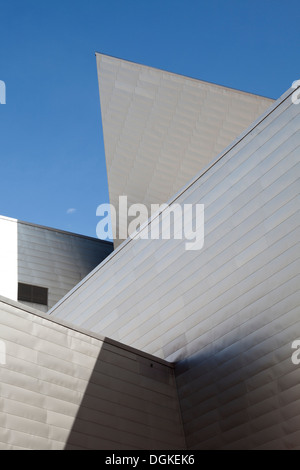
[{"left": 18, "top": 283, "right": 48, "bottom": 306}]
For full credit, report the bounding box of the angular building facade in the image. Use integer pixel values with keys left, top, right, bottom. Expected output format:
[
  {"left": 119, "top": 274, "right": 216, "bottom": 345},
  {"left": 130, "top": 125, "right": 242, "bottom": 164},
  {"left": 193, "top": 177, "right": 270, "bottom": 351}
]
[
  {"left": 0, "top": 296, "right": 185, "bottom": 450},
  {"left": 0, "top": 216, "right": 113, "bottom": 312},
  {"left": 96, "top": 54, "right": 273, "bottom": 247},
  {"left": 0, "top": 56, "right": 299, "bottom": 450}
]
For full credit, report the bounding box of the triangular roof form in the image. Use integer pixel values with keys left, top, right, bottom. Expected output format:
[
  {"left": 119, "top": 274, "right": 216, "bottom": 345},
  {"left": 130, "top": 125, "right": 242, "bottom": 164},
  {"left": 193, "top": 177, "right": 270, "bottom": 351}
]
[{"left": 96, "top": 53, "right": 273, "bottom": 247}]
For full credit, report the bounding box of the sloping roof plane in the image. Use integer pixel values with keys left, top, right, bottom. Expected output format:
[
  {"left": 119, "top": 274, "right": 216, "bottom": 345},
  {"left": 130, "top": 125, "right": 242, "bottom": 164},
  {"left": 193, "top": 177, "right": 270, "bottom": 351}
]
[{"left": 50, "top": 85, "right": 299, "bottom": 358}]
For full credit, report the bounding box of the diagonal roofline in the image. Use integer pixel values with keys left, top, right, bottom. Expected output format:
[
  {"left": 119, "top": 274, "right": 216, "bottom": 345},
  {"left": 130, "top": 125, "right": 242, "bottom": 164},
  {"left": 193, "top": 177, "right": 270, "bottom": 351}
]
[
  {"left": 95, "top": 52, "right": 275, "bottom": 101},
  {"left": 0, "top": 294, "right": 172, "bottom": 367},
  {"left": 49, "top": 84, "right": 299, "bottom": 317},
  {"left": 0, "top": 214, "right": 113, "bottom": 246}
]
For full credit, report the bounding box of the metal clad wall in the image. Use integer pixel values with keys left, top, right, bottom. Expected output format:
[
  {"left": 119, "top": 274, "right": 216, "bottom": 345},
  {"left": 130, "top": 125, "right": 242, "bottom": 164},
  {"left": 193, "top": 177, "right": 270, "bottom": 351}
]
[
  {"left": 0, "top": 297, "right": 185, "bottom": 450},
  {"left": 17, "top": 222, "right": 113, "bottom": 312},
  {"left": 51, "top": 88, "right": 300, "bottom": 350},
  {"left": 175, "top": 319, "right": 300, "bottom": 449},
  {"left": 50, "top": 89, "right": 300, "bottom": 448},
  {"left": 97, "top": 54, "right": 273, "bottom": 247}
]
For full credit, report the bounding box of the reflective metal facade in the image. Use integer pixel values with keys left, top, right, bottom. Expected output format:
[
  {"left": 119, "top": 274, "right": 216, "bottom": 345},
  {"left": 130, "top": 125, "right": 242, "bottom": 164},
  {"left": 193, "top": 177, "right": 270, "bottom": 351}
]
[
  {"left": 96, "top": 54, "right": 273, "bottom": 247},
  {"left": 0, "top": 217, "right": 113, "bottom": 312},
  {"left": 51, "top": 87, "right": 299, "bottom": 353},
  {"left": 50, "top": 85, "right": 300, "bottom": 449},
  {"left": 1, "top": 56, "right": 299, "bottom": 449},
  {"left": 0, "top": 296, "right": 185, "bottom": 449}
]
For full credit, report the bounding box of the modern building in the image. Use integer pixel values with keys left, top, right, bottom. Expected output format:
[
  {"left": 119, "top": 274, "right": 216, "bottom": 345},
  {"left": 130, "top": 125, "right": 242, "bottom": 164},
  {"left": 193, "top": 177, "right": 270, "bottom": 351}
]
[
  {"left": 0, "top": 56, "right": 299, "bottom": 450},
  {"left": 96, "top": 54, "right": 273, "bottom": 247},
  {"left": 0, "top": 215, "right": 113, "bottom": 312},
  {"left": 0, "top": 295, "right": 185, "bottom": 450}
]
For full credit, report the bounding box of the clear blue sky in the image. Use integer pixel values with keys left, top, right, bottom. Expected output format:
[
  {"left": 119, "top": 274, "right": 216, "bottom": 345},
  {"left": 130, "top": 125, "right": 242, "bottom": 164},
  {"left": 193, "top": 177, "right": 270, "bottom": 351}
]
[{"left": 0, "top": 0, "right": 299, "bottom": 238}]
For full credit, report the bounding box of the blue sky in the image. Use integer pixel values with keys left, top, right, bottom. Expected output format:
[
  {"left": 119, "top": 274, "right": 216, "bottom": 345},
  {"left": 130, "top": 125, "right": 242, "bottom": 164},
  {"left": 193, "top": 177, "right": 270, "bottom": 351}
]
[{"left": 0, "top": 0, "right": 299, "bottom": 238}]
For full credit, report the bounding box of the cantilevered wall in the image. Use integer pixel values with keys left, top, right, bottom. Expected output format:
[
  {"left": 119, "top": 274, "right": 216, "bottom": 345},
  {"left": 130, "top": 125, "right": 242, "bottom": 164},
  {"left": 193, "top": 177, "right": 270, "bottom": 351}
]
[{"left": 97, "top": 53, "right": 273, "bottom": 247}]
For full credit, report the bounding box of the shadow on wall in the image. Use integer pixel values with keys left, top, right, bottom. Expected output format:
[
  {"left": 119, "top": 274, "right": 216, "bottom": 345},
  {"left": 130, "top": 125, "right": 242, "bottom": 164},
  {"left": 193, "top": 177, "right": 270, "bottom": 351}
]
[
  {"left": 64, "top": 335, "right": 300, "bottom": 450},
  {"left": 175, "top": 337, "right": 300, "bottom": 450},
  {"left": 64, "top": 340, "right": 186, "bottom": 450}
]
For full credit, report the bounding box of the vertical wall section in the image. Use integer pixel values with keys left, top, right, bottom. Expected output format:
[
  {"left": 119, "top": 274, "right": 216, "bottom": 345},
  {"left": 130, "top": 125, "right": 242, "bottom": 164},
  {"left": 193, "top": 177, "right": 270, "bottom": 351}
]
[
  {"left": 0, "top": 297, "right": 185, "bottom": 450},
  {"left": 17, "top": 221, "right": 113, "bottom": 312}
]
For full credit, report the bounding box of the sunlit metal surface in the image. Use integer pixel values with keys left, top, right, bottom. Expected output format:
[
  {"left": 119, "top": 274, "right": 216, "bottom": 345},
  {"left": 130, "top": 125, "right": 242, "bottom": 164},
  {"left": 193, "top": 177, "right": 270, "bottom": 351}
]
[
  {"left": 0, "top": 217, "right": 113, "bottom": 312},
  {"left": 50, "top": 86, "right": 300, "bottom": 448},
  {"left": 97, "top": 53, "right": 273, "bottom": 247},
  {"left": 0, "top": 296, "right": 184, "bottom": 449}
]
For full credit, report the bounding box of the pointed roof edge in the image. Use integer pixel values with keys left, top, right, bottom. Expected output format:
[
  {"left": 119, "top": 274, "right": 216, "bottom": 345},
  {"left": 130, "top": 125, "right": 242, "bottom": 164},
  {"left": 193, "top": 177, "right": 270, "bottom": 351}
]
[
  {"left": 95, "top": 52, "right": 275, "bottom": 101},
  {"left": 49, "top": 84, "right": 298, "bottom": 317},
  {"left": 0, "top": 214, "right": 113, "bottom": 245}
]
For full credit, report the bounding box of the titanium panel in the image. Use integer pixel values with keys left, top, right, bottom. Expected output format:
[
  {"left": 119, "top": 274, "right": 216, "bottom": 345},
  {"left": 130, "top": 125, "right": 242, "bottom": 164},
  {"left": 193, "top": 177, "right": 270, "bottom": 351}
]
[
  {"left": 0, "top": 217, "right": 113, "bottom": 312},
  {"left": 96, "top": 54, "right": 273, "bottom": 247},
  {"left": 50, "top": 87, "right": 300, "bottom": 357},
  {"left": 0, "top": 297, "right": 185, "bottom": 450}
]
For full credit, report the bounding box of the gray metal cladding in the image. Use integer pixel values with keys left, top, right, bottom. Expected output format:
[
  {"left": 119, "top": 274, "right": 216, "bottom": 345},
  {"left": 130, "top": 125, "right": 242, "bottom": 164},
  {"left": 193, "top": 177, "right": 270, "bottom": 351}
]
[
  {"left": 0, "top": 297, "right": 185, "bottom": 449},
  {"left": 96, "top": 53, "right": 273, "bottom": 248},
  {"left": 17, "top": 222, "right": 113, "bottom": 312},
  {"left": 50, "top": 87, "right": 300, "bottom": 354},
  {"left": 50, "top": 86, "right": 300, "bottom": 448}
]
